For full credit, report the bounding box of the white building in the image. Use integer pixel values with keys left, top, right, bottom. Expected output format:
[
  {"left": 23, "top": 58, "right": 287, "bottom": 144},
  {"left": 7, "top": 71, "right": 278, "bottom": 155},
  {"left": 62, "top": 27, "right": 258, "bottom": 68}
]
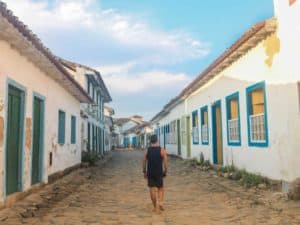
[
  {"left": 137, "top": 124, "right": 153, "bottom": 149},
  {"left": 113, "top": 115, "right": 144, "bottom": 148},
  {"left": 0, "top": 3, "right": 92, "bottom": 206},
  {"left": 104, "top": 106, "right": 114, "bottom": 152},
  {"left": 60, "top": 59, "right": 112, "bottom": 156},
  {"left": 152, "top": 0, "right": 300, "bottom": 189},
  {"left": 123, "top": 122, "right": 153, "bottom": 149}
]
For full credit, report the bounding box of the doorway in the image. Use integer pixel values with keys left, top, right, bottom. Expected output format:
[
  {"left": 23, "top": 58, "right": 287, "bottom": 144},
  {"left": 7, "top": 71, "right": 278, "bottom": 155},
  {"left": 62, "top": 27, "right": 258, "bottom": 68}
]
[
  {"left": 31, "top": 95, "right": 44, "bottom": 185},
  {"left": 6, "top": 84, "right": 25, "bottom": 195},
  {"left": 212, "top": 100, "right": 223, "bottom": 165},
  {"left": 177, "top": 119, "right": 181, "bottom": 156},
  {"left": 186, "top": 116, "right": 191, "bottom": 158}
]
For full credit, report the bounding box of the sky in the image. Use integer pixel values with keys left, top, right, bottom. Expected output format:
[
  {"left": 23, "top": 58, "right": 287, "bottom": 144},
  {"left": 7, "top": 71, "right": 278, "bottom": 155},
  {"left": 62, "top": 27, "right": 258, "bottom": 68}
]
[{"left": 5, "top": 0, "right": 274, "bottom": 120}]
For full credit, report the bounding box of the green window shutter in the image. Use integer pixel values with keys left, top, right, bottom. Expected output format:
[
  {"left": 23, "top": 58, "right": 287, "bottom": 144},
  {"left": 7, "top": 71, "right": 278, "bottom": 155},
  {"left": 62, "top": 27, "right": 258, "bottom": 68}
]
[
  {"left": 92, "top": 86, "right": 95, "bottom": 101},
  {"left": 71, "top": 115, "right": 76, "bottom": 144},
  {"left": 87, "top": 122, "right": 91, "bottom": 151},
  {"left": 58, "top": 110, "right": 65, "bottom": 144}
]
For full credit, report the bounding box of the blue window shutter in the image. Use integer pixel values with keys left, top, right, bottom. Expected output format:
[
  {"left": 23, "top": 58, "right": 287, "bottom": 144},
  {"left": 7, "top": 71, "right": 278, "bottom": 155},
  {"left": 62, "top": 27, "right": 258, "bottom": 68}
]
[
  {"left": 71, "top": 116, "right": 76, "bottom": 144},
  {"left": 58, "top": 110, "right": 65, "bottom": 144}
]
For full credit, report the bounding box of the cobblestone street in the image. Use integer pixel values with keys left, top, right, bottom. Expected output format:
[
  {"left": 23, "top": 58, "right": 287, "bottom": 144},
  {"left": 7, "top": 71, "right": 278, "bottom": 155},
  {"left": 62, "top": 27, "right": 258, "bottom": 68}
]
[{"left": 1, "top": 150, "right": 300, "bottom": 225}]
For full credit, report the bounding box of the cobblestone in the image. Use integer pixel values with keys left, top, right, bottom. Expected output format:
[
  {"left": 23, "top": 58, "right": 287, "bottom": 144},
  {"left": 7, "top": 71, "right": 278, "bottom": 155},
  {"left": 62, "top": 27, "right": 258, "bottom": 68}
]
[{"left": 0, "top": 150, "right": 300, "bottom": 225}]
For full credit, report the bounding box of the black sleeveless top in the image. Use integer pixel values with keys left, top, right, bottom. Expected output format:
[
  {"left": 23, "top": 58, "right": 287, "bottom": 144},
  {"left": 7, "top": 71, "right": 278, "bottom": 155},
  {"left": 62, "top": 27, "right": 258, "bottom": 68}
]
[{"left": 147, "top": 146, "right": 163, "bottom": 177}]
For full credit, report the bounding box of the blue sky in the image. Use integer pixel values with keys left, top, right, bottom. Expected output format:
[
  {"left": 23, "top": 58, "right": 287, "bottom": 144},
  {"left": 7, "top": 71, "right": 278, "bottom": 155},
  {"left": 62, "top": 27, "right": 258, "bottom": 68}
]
[{"left": 7, "top": 0, "right": 274, "bottom": 120}]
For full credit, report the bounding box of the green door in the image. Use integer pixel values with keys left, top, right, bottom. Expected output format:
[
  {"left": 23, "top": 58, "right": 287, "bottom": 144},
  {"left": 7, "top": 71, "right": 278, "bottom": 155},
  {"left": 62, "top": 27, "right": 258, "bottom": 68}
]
[
  {"left": 92, "top": 124, "right": 95, "bottom": 152},
  {"left": 95, "top": 127, "right": 98, "bottom": 154},
  {"left": 186, "top": 116, "right": 191, "bottom": 158},
  {"left": 212, "top": 100, "right": 223, "bottom": 165},
  {"left": 102, "top": 129, "right": 105, "bottom": 154},
  {"left": 31, "top": 97, "right": 44, "bottom": 185},
  {"left": 99, "top": 129, "right": 102, "bottom": 154},
  {"left": 87, "top": 123, "right": 90, "bottom": 152},
  {"left": 6, "top": 85, "right": 24, "bottom": 195},
  {"left": 177, "top": 119, "right": 181, "bottom": 156}
]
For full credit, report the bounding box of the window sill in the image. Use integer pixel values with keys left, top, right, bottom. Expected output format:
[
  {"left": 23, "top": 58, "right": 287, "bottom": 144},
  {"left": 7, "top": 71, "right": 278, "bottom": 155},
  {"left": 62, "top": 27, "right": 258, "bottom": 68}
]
[
  {"left": 248, "top": 141, "right": 268, "bottom": 147},
  {"left": 228, "top": 141, "right": 241, "bottom": 146}
]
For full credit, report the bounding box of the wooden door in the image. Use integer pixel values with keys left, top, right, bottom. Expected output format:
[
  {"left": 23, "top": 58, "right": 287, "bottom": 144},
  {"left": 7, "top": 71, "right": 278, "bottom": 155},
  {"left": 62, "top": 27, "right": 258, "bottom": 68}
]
[
  {"left": 92, "top": 124, "right": 95, "bottom": 152},
  {"left": 87, "top": 123, "right": 91, "bottom": 152},
  {"left": 212, "top": 101, "right": 223, "bottom": 165},
  {"left": 6, "top": 85, "right": 24, "bottom": 195},
  {"left": 31, "top": 97, "right": 44, "bottom": 185},
  {"left": 186, "top": 116, "right": 191, "bottom": 158},
  {"left": 95, "top": 127, "right": 98, "bottom": 154},
  {"left": 177, "top": 119, "right": 181, "bottom": 156},
  {"left": 102, "top": 129, "right": 105, "bottom": 154},
  {"left": 98, "top": 127, "right": 101, "bottom": 154}
]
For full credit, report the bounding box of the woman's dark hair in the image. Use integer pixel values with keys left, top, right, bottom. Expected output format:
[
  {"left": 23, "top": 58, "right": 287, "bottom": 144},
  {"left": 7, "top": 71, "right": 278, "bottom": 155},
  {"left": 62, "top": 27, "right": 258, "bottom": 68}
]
[{"left": 150, "top": 134, "right": 158, "bottom": 144}]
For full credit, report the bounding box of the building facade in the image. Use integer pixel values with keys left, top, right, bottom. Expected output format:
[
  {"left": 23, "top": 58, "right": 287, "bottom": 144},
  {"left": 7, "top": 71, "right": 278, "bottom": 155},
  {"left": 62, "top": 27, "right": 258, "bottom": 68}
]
[
  {"left": 152, "top": 0, "right": 300, "bottom": 188},
  {"left": 0, "top": 3, "right": 92, "bottom": 205},
  {"left": 60, "top": 60, "right": 112, "bottom": 156},
  {"left": 123, "top": 122, "right": 153, "bottom": 149},
  {"left": 113, "top": 116, "right": 144, "bottom": 148},
  {"left": 104, "top": 106, "right": 114, "bottom": 152}
]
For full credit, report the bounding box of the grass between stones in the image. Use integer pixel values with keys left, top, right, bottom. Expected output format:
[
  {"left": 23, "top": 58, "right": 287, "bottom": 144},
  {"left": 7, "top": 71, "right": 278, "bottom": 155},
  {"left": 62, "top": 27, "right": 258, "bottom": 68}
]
[{"left": 186, "top": 153, "right": 269, "bottom": 189}]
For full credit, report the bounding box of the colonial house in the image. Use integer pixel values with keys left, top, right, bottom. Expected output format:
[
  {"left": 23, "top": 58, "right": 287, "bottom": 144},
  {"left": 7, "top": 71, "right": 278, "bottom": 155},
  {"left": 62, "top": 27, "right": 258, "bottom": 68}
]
[
  {"left": 123, "top": 122, "right": 153, "bottom": 149},
  {"left": 151, "top": 0, "right": 300, "bottom": 190},
  {"left": 136, "top": 123, "right": 153, "bottom": 149},
  {"left": 0, "top": 2, "right": 92, "bottom": 205},
  {"left": 59, "top": 59, "right": 112, "bottom": 156},
  {"left": 113, "top": 115, "right": 145, "bottom": 148}
]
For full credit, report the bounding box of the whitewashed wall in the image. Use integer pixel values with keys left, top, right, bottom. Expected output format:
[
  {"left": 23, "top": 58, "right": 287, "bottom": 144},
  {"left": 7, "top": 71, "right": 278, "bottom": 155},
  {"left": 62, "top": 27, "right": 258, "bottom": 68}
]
[
  {"left": 156, "top": 102, "right": 187, "bottom": 157},
  {"left": 0, "top": 40, "right": 82, "bottom": 202},
  {"left": 186, "top": 17, "right": 300, "bottom": 181},
  {"left": 155, "top": 1, "right": 300, "bottom": 182}
]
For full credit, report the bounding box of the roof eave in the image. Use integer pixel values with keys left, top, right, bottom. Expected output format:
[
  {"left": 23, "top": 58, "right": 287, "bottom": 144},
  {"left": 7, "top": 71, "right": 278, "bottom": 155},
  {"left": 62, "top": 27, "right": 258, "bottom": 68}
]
[
  {"left": 0, "top": 3, "right": 92, "bottom": 104},
  {"left": 180, "top": 18, "right": 277, "bottom": 98},
  {"left": 151, "top": 18, "right": 277, "bottom": 122}
]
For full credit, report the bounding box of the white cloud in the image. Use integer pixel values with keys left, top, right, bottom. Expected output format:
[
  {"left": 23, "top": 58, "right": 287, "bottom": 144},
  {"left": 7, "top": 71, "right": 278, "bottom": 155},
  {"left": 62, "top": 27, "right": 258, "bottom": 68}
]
[
  {"left": 5, "top": 0, "right": 210, "bottom": 65},
  {"left": 96, "top": 62, "right": 137, "bottom": 75},
  {"left": 5, "top": 0, "right": 202, "bottom": 118},
  {"left": 102, "top": 70, "right": 191, "bottom": 95}
]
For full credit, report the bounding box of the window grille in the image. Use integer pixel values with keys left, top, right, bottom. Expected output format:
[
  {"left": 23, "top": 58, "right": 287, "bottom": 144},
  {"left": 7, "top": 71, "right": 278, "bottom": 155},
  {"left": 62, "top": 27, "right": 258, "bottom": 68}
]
[
  {"left": 249, "top": 113, "right": 265, "bottom": 142},
  {"left": 228, "top": 118, "right": 239, "bottom": 142}
]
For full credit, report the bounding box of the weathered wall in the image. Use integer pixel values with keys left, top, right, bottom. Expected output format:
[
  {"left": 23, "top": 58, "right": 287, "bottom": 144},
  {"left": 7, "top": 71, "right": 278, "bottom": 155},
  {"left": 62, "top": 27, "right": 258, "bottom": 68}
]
[
  {"left": 155, "top": 2, "right": 300, "bottom": 182},
  {"left": 0, "top": 40, "right": 82, "bottom": 202},
  {"left": 185, "top": 21, "right": 300, "bottom": 181},
  {"left": 156, "top": 101, "right": 187, "bottom": 157}
]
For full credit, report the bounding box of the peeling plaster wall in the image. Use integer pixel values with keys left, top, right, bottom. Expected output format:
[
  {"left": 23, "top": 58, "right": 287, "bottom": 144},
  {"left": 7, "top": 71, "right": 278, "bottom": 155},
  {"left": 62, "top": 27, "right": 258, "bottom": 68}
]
[
  {"left": 156, "top": 102, "right": 187, "bottom": 158},
  {"left": 155, "top": 3, "right": 300, "bottom": 182},
  {"left": 263, "top": 33, "right": 280, "bottom": 67},
  {"left": 185, "top": 24, "right": 300, "bottom": 181},
  {"left": 0, "top": 40, "right": 82, "bottom": 202}
]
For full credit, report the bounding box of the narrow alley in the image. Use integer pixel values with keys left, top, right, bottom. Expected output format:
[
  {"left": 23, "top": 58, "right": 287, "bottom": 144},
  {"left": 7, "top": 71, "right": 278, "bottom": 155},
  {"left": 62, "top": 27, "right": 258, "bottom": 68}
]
[{"left": 1, "top": 150, "right": 300, "bottom": 225}]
